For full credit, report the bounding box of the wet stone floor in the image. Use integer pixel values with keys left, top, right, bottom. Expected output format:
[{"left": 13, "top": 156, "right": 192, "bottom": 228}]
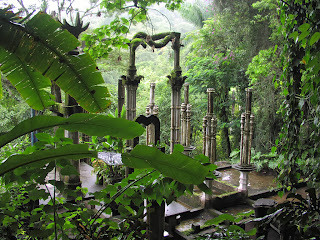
[{"left": 219, "top": 167, "right": 278, "bottom": 196}]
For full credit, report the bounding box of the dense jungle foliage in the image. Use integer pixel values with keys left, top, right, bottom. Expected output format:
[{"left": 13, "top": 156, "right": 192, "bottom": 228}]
[{"left": 0, "top": 0, "right": 319, "bottom": 239}]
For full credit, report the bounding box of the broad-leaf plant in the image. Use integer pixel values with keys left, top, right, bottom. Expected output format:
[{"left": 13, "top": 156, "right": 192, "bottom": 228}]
[{"left": 0, "top": 6, "right": 214, "bottom": 239}]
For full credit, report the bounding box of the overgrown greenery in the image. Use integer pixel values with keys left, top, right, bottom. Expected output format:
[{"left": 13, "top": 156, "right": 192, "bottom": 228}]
[
  {"left": 182, "top": 0, "right": 273, "bottom": 159},
  {"left": 196, "top": 211, "right": 257, "bottom": 239},
  {"left": 0, "top": 5, "right": 215, "bottom": 239},
  {"left": 276, "top": 0, "right": 320, "bottom": 188},
  {"left": 1, "top": 0, "right": 320, "bottom": 238},
  {"left": 256, "top": 188, "right": 320, "bottom": 239}
]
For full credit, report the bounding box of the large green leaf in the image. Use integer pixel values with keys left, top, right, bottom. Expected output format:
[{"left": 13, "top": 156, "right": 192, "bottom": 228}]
[
  {"left": 0, "top": 11, "right": 110, "bottom": 112},
  {"left": 0, "top": 46, "right": 54, "bottom": 110},
  {"left": 122, "top": 145, "right": 209, "bottom": 185},
  {"left": 0, "top": 113, "right": 145, "bottom": 148},
  {"left": 0, "top": 144, "right": 95, "bottom": 176}
]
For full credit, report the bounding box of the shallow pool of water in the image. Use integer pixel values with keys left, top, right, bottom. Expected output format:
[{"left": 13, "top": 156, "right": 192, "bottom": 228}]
[{"left": 219, "top": 168, "right": 277, "bottom": 195}]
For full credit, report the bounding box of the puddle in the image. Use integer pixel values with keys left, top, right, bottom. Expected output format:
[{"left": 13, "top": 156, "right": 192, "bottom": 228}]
[{"left": 219, "top": 168, "right": 277, "bottom": 195}]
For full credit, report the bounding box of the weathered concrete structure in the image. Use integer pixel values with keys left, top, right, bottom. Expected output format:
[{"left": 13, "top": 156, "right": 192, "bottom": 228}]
[
  {"left": 146, "top": 83, "right": 159, "bottom": 146},
  {"left": 167, "top": 32, "right": 187, "bottom": 153},
  {"left": 202, "top": 88, "right": 217, "bottom": 164},
  {"left": 234, "top": 88, "right": 255, "bottom": 193},
  {"left": 180, "top": 83, "right": 194, "bottom": 155},
  {"left": 202, "top": 88, "right": 218, "bottom": 208}
]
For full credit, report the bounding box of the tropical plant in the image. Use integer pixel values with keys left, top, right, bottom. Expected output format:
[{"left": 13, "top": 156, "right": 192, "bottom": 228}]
[
  {"left": 0, "top": 7, "right": 110, "bottom": 113},
  {"left": 246, "top": 47, "right": 283, "bottom": 154},
  {"left": 256, "top": 188, "right": 320, "bottom": 239},
  {"left": 195, "top": 211, "right": 257, "bottom": 240},
  {"left": 82, "top": 0, "right": 184, "bottom": 59},
  {"left": 185, "top": 47, "right": 242, "bottom": 159},
  {"left": 230, "top": 148, "right": 280, "bottom": 172},
  {"left": 0, "top": 7, "right": 216, "bottom": 239},
  {"left": 276, "top": 0, "right": 320, "bottom": 188},
  {"left": 89, "top": 109, "right": 126, "bottom": 185}
]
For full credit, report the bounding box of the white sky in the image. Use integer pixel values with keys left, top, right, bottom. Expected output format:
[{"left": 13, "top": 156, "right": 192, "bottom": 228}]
[{"left": 1, "top": 0, "right": 94, "bottom": 14}]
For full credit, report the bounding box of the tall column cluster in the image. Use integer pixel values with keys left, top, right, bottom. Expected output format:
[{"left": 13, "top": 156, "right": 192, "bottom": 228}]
[
  {"left": 168, "top": 32, "right": 187, "bottom": 153},
  {"left": 239, "top": 89, "right": 255, "bottom": 166},
  {"left": 234, "top": 88, "right": 255, "bottom": 193},
  {"left": 180, "top": 83, "right": 195, "bottom": 155},
  {"left": 202, "top": 88, "right": 217, "bottom": 163}
]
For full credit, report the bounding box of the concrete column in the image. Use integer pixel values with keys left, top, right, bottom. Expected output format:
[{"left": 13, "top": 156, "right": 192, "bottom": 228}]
[
  {"left": 124, "top": 43, "right": 142, "bottom": 150},
  {"left": 147, "top": 201, "right": 165, "bottom": 240},
  {"left": 63, "top": 95, "right": 82, "bottom": 192},
  {"left": 210, "top": 117, "right": 217, "bottom": 163},
  {"left": 234, "top": 88, "right": 255, "bottom": 194},
  {"left": 186, "top": 104, "right": 192, "bottom": 147},
  {"left": 238, "top": 171, "right": 249, "bottom": 192},
  {"left": 202, "top": 88, "right": 218, "bottom": 208},
  {"left": 118, "top": 78, "right": 125, "bottom": 118},
  {"left": 240, "top": 89, "right": 253, "bottom": 166},
  {"left": 204, "top": 88, "right": 216, "bottom": 164},
  {"left": 125, "top": 82, "right": 139, "bottom": 148},
  {"left": 170, "top": 86, "right": 182, "bottom": 153},
  {"left": 239, "top": 113, "right": 245, "bottom": 165},
  {"left": 64, "top": 129, "right": 81, "bottom": 190},
  {"left": 168, "top": 32, "right": 186, "bottom": 153},
  {"left": 202, "top": 117, "right": 207, "bottom": 155},
  {"left": 146, "top": 83, "right": 158, "bottom": 146},
  {"left": 180, "top": 102, "right": 186, "bottom": 146},
  {"left": 248, "top": 114, "right": 255, "bottom": 165},
  {"left": 181, "top": 83, "right": 192, "bottom": 148}
]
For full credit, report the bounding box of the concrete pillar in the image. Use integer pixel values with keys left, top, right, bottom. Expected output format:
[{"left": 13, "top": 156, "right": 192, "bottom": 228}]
[
  {"left": 240, "top": 89, "right": 253, "bottom": 166},
  {"left": 181, "top": 102, "right": 186, "bottom": 146},
  {"left": 170, "top": 84, "right": 182, "bottom": 153},
  {"left": 186, "top": 104, "right": 192, "bottom": 147},
  {"left": 238, "top": 171, "right": 249, "bottom": 192},
  {"left": 202, "top": 88, "right": 218, "bottom": 208},
  {"left": 118, "top": 78, "right": 125, "bottom": 118},
  {"left": 63, "top": 95, "right": 82, "bottom": 192},
  {"left": 146, "top": 83, "right": 158, "bottom": 146},
  {"left": 124, "top": 44, "right": 142, "bottom": 150},
  {"left": 168, "top": 32, "right": 186, "bottom": 153},
  {"left": 202, "top": 117, "right": 207, "bottom": 156},
  {"left": 203, "top": 88, "right": 217, "bottom": 164},
  {"left": 181, "top": 83, "right": 190, "bottom": 146},
  {"left": 147, "top": 201, "right": 165, "bottom": 240},
  {"left": 210, "top": 117, "right": 217, "bottom": 164},
  {"left": 234, "top": 88, "right": 255, "bottom": 194}
]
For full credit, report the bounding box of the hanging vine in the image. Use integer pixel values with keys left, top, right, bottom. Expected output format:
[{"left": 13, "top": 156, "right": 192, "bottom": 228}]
[{"left": 278, "top": 0, "right": 320, "bottom": 188}]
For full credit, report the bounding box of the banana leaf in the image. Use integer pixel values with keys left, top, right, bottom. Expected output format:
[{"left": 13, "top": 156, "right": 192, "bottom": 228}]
[
  {"left": 0, "top": 10, "right": 110, "bottom": 112},
  {"left": 122, "top": 145, "right": 210, "bottom": 185},
  {"left": 0, "top": 144, "right": 96, "bottom": 176},
  {"left": 0, "top": 113, "right": 145, "bottom": 148}
]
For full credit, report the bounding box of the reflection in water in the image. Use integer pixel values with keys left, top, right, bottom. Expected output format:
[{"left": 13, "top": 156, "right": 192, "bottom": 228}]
[{"left": 219, "top": 168, "right": 277, "bottom": 195}]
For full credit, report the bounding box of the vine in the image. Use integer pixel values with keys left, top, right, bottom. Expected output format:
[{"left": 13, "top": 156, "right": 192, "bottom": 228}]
[{"left": 278, "top": 0, "right": 320, "bottom": 188}]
